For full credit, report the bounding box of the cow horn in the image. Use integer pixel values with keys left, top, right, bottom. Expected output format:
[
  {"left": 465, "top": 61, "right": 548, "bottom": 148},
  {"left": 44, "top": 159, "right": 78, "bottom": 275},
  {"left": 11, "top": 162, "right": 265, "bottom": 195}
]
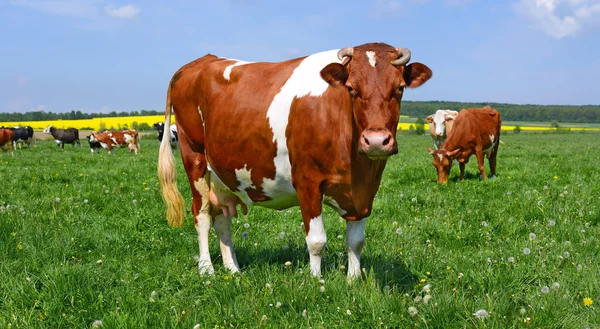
[
  {"left": 337, "top": 47, "right": 354, "bottom": 61},
  {"left": 391, "top": 47, "right": 411, "bottom": 66}
]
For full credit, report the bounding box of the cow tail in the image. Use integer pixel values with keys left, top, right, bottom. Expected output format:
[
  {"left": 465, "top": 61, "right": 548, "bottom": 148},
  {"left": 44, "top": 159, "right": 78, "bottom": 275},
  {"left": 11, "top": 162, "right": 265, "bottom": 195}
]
[{"left": 158, "top": 89, "right": 185, "bottom": 227}]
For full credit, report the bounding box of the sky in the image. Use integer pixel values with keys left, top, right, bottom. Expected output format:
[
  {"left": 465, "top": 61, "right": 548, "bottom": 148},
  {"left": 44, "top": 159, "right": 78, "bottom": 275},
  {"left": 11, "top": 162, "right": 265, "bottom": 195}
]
[{"left": 1, "top": 0, "right": 599, "bottom": 114}]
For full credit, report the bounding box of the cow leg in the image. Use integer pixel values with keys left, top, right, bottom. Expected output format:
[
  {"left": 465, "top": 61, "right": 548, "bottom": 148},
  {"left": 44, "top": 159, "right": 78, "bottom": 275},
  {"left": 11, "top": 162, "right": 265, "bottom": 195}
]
[
  {"left": 475, "top": 148, "right": 487, "bottom": 179},
  {"left": 489, "top": 147, "right": 498, "bottom": 179},
  {"left": 459, "top": 162, "right": 466, "bottom": 180},
  {"left": 297, "top": 186, "right": 326, "bottom": 277},
  {"left": 179, "top": 133, "right": 214, "bottom": 275},
  {"left": 213, "top": 214, "right": 240, "bottom": 273},
  {"left": 346, "top": 219, "right": 366, "bottom": 281}
]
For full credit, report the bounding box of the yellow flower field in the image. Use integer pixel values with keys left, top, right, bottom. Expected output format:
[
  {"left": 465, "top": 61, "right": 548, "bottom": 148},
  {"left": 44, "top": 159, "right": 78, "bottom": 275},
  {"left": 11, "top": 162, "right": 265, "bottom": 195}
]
[
  {"left": 399, "top": 123, "right": 599, "bottom": 131},
  {"left": 0, "top": 115, "right": 174, "bottom": 131}
]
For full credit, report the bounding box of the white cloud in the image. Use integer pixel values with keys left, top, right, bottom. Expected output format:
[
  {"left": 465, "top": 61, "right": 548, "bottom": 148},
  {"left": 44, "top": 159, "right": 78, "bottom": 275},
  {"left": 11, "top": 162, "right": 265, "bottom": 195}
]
[
  {"left": 8, "top": 0, "right": 98, "bottom": 17},
  {"left": 104, "top": 4, "right": 140, "bottom": 19},
  {"left": 513, "top": 0, "right": 600, "bottom": 38}
]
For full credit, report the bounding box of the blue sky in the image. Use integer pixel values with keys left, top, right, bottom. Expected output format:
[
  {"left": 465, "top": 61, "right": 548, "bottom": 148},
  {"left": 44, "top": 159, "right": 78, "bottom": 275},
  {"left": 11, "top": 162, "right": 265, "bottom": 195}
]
[{"left": 1, "top": 0, "right": 599, "bottom": 113}]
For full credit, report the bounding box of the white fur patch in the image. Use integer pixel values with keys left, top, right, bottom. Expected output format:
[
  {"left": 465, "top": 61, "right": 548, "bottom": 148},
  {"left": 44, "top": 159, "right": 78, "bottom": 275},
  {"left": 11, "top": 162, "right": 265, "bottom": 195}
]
[
  {"left": 110, "top": 137, "right": 118, "bottom": 145},
  {"left": 234, "top": 164, "right": 256, "bottom": 205},
  {"left": 261, "top": 49, "right": 341, "bottom": 206},
  {"left": 223, "top": 60, "right": 252, "bottom": 81},
  {"left": 366, "top": 51, "right": 376, "bottom": 68},
  {"left": 437, "top": 153, "right": 443, "bottom": 162},
  {"left": 346, "top": 219, "right": 366, "bottom": 279},
  {"left": 490, "top": 134, "right": 495, "bottom": 144},
  {"left": 306, "top": 215, "right": 327, "bottom": 277}
]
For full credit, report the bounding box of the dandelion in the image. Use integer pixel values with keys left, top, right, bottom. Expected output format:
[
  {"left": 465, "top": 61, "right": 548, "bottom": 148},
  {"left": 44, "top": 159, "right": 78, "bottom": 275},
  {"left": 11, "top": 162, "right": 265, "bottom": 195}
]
[
  {"left": 204, "top": 281, "right": 211, "bottom": 286},
  {"left": 97, "top": 259, "right": 103, "bottom": 265},
  {"left": 337, "top": 235, "right": 343, "bottom": 239},
  {"left": 346, "top": 309, "right": 352, "bottom": 315},
  {"left": 241, "top": 232, "right": 249, "bottom": 239},
  {"left": 564, "top": 241, "right": 571, "bottom": 247},
  {"left": 481, "top": 221, "right": 488, "bottom": 227},
  {"left": 275, "top": 302, "right": 282, "bottom": 308},
  {"left": 541, "top": 286, "right": 550, "bottom": 294},
  {"left": 408, "top": 306, "right": 418, "bottom": 317},
  {"left": 193, "top": 325, "right": 201, "bottom": 329},
  {"left": 302, "top": 309, "right": 307, "bottom": 318},
  {"left": 284, "top": 261, "right": 292, "bottom": 267},
  {"left": 16, "top": 243, "right": 23, "bottom": 251},
  {"left": 583, "top": 297, "right": 593, "bottom": 306},
  {"left": 552, "top": 282, "right": 560, "bottom": 290},
  {"left": 243, "top": 223, "right": 250, "bottom": 228},
  {"left": 519, "top": 308, "right": 526, "bottom": 315},
  {"left": 414, "top": 295, "right": 422, "bottom": 302},
  {"left": 458, "top": 272, "right": 464, "bottom": 279},
  {"left": 423, "top": 294, "right": 432, "bottom": 304},
  {"left": 395, "top": 228, "right": 402, "bottom": 235},
  {"left": 132, "top": 199, "right": 137, "bottom": 204},
  {"left": 104, "top": 190, "right": 109, "bottom": 194},
  {"left": 422, "top": 284, "right": 431, "bottom": 293},
  {"left": 91, "top": 320, "right": 103, "bottom": 328},
  {"left": 55, "top": 197, "right": 61, "bottom": 202},
  {"left": 319, "top": 286, "right": 325, "bottom": 293},
  {"left": 473, "top": 309, "right": 489, "bottom": 319},
  {"left": 563, "top": 251, "right": 570, "bottom": 259},
  {"left": 523, "top": 247, "right": 531, "bottom": 255},
  {"left": 548, "top": 220, "right": 556, "bottom": 226},
  {"left": 508, "top": 256, "right": 515, "bottom": 264},
  {"left": 411, "top": 197, "right": 417, "bottom": 202},
  {"left": 529, "top": 233, "right": 537, "bottom": 240},
  {"left": 84, "top": 199, "right": 89, "bottom": 204},
  {"left": 383, "top": 285, "right": 390, "bottom": 291}
]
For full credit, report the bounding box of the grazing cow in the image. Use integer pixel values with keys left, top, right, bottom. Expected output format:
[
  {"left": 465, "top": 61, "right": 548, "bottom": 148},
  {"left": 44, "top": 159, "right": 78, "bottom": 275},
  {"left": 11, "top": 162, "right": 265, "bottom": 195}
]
[
  {"left": 153, "top": 122, "right": 178, "bottom": 148},
  {"left": 428, "top": 106, "right": 501, "bottom": 184},
  {"left": 0, "top": 128, "right": 15, "bottom": 156},
  {"left": 10, "top": 126, "right": 35, "bottom": 149},
  {"left": 158, "top": 42, "right": 432, "bottom": 279},
  {"left": 89, "top": 130, "right": 140, "bottom": 154},
  {"left": 427, "top": 109, "right": 458, "bottom": 150},
  {"left": 43, "top": 125, "right": 80, "bottom": 149},
  {"left": 86, "top": 133, "right": 103, "bottom": 154}
]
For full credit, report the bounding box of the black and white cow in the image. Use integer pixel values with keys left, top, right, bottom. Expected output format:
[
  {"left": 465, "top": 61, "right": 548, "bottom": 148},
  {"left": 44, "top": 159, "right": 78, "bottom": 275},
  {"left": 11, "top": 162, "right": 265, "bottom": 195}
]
[
  {"left": 86, "top": 133, "right": 103, "bottom": 154},
  {"left": 43, "top": 125, "right": 80, "bottom": 149},
  {"left": 153, "top": 122, "right": 178, "bottom": 148},
  {"left": 10, "top": 126, "right": 35, "bottom": 148}
]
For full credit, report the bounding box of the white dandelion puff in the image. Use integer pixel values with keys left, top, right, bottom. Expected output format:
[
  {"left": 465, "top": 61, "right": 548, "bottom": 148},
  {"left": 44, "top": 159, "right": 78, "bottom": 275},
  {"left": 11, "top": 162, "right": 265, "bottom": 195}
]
[
  {"left": 408, "top": 306, "right": 418, "bottom": 317},
  {"left": 541, "top": 286, "right": 550, "bottom": 294},
  {"left": 346, "top": 309, "right": 352, "bottom": 315},
  {"left": 473, "top": 309, "right": 489, "bottom": 319},
  {"left": 423, "top": 294, "right": 432, "bottom": 304},
  {"left": 523, "top": 247, "right": 531, "bottom": 255},
  {"left": 243, "top": 223, "right": 250, "bottom": 228},
  {"left": 275, "top": 302, "right": 281, "bottom": 308},
  {"left": 552, "top": 282, "right": 560, "bottom": 290},
  {"left": 91, "top": 320, "right": 103, "bottom": 328},
  {"left": 55, "top": 197, "right": 61, "bottom": 202},
  {"left": 529, "top": 233, "right": 537, "bottom": 240},
  {"left": 563, "top": 251, "right": 570, "bottom": 259},
  {"left": 302, "top": 309, "right": 307, "bottom": 318},
  {"left": 284, "top": 261, "right": 292, "bottom": 267}
]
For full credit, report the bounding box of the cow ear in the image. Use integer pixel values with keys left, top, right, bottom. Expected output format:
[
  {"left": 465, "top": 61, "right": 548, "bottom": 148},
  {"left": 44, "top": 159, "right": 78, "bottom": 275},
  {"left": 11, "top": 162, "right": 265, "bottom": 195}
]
[
  {"left": 403, "top": 62, "right": 432, "bottom": 89},
  {"left": 426, "top": 115, "right": 434, "bottom": 123},
  {"left": 427, "top": 146, "right": 435, "bottom": 155},
  {"left": 321, "top": 63, "right": 349, "bottom": 87}
]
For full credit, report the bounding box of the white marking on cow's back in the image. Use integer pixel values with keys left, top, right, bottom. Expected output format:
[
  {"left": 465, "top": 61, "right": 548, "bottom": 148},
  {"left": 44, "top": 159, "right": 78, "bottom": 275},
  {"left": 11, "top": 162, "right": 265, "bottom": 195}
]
[
  {"left": 366, "top": 51, "right": 376, "bottom": 68},
  {"left": 262, "top": 49, "right": 341, "bottom": 204},
  {"left": 223, "top": 60, "right": 252, "bottom": 81}
]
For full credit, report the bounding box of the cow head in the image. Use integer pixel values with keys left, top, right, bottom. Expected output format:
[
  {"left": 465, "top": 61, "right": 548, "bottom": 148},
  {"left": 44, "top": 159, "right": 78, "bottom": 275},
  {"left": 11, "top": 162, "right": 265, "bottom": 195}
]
[
  {"left": 428, "top": 146, "right": 460, "bottom": 184},
  {"left": 87, "top": 133, "right": 98, "bottom": 143},
  {"left": 321, "top": 43, "right": 432, "bottom": 160},
  {"left": 43, "top": 125, "right": 53, "bottom": 134},
  {"left": 154, "top": 122, "right": 165, "bottom": 137}
]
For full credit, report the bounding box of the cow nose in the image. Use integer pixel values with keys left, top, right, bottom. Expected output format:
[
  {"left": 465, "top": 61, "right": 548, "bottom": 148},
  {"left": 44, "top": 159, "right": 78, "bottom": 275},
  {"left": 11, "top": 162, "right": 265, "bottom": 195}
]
[
  {"left": 360, "top": 130, "right": 395, "bottom": 158},
  {"left": 435, "top": 131, "right": 444, "bottom": 136}
]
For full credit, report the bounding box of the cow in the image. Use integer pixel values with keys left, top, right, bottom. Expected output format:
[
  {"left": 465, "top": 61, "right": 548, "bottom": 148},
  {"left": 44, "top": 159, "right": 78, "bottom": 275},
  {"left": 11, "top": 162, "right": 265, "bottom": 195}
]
[
  {"left": 153, "top": 122, "right": 178, "bottom": 148},
  {"left": 43, "top": 125, "right": 80, "bottom": 149},
  {"left": 10, "top": 126, "right": 36, "bottom": 149},
  {"left": 0, "top": 128, "right": 15, "bottom": 156},
  {"left": 428, "top": 106, "right": 501, "bottom": 184},
  {"left": 86, "top": 133, "right": 103, "bottom": 154},
  {"left": 158, "top": 42, "right": 432, "bottom": 279},
  {"left": 426, "top": 109, "right": 458, "bottom": 150},
  {"left": 89, "top": 130, "right": 140, "bottom": 154}
]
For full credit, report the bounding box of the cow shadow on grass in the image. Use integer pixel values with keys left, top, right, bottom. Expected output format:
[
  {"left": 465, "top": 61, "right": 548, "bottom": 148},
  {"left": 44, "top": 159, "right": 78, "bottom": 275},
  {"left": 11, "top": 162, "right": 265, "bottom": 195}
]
[
  {"left": 449, "top": 171, "right": 487, "bottom": 183},
  {"left": 232, "top": 243, "right": 418, "bottom": 293}
]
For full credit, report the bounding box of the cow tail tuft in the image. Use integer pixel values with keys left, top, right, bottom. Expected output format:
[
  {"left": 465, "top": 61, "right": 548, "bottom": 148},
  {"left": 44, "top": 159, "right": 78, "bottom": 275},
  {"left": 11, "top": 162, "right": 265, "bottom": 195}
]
[{"left": 158, "top": 89, "right": 185, "bottom": 227}]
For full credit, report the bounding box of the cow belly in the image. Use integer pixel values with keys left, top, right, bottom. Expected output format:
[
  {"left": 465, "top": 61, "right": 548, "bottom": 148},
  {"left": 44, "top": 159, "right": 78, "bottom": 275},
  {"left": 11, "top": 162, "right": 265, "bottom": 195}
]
[{"left": 207, "top": 165, "right": 299, "bottom": 211}]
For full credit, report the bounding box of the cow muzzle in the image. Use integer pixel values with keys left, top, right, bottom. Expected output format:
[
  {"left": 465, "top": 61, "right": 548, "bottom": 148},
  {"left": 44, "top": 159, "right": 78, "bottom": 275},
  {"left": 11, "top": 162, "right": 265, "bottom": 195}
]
[{"left": 359, "top": 130, "right": 397, "bottom": 159}]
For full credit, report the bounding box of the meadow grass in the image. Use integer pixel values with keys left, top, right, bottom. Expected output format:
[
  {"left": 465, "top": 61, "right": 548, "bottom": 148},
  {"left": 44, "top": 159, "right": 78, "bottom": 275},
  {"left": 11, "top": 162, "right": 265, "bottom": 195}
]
[{"left": 1, "top": 133, "right": 598, "bottom": 328}]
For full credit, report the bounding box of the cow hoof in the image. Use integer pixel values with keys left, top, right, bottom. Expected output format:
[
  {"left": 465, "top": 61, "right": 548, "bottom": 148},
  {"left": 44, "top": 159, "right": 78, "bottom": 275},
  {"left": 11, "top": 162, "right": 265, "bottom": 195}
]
[
  {"left": 198, "top": 262, "right": 215, "bottom": 275},
  {"left": 491, "top": 175, "right": 497, "bottom": 179}
]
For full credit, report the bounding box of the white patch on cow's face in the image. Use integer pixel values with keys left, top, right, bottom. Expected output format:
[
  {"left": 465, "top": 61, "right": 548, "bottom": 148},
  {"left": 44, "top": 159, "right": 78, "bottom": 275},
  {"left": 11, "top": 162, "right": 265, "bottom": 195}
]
[
  {"left": 89, "top": 134, "right": 98, "bottom": 142},
  {"left": 223, "top": 59, "right": 252, "bottom": 81},
  {"left": 431, "top": 110, "right": 448, "bottom": 136},
  {"left": 437, "top": 153, "right": 443, "bottom": 162},
  {"left": 323, "top": 195, "right": 347, "bottom": 216},
  {"left": 234, "top": 164, "right": 256, "bottom": 205},
  {"left": 366, "top": 50, "right": 376, "bottom": 68},
  {"left": 262, "top": 49, "right": 341, "bottom": 204}
]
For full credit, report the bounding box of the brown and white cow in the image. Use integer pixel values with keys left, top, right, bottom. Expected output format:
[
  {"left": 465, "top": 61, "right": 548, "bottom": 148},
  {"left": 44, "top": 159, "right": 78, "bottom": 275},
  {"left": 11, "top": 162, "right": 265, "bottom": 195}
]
[
  {"left": 428, "top": 106, "right": 501, "bottom": 184},
  {"left": 89, "top": 130, "right": 140, "bottom": 154},
  {"left": 427, "top": 109, "right": 458, "bottom": 149},
  {"left": 158, "top": 42, "right": 432, "bottom": 279},
  {"left": 0, "top": 128, "right": 15, "bottom": 156}
]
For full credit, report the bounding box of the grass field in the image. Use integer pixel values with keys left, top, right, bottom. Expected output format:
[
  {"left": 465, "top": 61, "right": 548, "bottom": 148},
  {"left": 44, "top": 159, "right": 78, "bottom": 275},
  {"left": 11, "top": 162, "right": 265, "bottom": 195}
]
[{"left": 1, "top": 133, "right": 599, "bottom": 328}]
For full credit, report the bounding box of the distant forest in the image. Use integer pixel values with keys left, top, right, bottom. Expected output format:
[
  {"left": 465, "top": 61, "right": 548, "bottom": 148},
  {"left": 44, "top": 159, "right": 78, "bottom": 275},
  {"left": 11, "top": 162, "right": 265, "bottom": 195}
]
[{"left": 1, "top": 102, "right": 599, "bottom": 123}]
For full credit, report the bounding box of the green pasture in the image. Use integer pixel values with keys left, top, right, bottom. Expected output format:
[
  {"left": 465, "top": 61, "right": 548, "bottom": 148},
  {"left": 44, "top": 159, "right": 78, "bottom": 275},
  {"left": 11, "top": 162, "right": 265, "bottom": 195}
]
[{"left": 1, "top": 133, "right": 599, "bottom": 328}]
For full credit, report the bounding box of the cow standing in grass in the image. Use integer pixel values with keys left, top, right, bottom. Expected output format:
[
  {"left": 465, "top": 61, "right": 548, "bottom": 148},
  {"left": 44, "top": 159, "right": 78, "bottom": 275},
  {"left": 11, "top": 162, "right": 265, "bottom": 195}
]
[
  {"left": 158, "top": 42, "right": 432, "bottom": 279},
  {"left": 0, "top": 128, "right": 15, "bottom": 156},
  {"left": 43, "top": 125, "right": 80, "bottom": 149},
  {"left": 10, "top": 126, "right": 35, "bottom": 149},
  {"left": 427, "top": 109, "right": 458, "bottom": 150},
  {"left": 153, "top": 122, "right": 178, "bottom": 148},
  {"left": 89, "top": 130, "right": 140, "bottom": 154},
  {"left": 428, "top": 106, "right": 501, "bottom": 184}
]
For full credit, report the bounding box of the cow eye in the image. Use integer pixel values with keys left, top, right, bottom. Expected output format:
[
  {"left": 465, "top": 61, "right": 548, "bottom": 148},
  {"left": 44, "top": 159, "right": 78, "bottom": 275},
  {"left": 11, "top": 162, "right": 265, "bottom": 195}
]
[{"left": 347, "top": 85, "right": 356, "bottom": 94}]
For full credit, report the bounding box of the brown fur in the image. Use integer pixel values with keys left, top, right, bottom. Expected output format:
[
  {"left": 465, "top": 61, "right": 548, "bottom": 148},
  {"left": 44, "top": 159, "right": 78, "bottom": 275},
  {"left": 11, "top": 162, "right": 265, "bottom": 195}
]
[{"left": 0, "top": 128, "right": 15, "bottom": 156}]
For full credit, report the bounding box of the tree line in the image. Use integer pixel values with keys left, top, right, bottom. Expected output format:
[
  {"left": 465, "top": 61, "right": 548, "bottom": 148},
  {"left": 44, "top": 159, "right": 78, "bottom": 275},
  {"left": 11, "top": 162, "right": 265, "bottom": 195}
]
[
  {"left": 1, "top": 102, "right": 599, "bottom": 123},
  {"left": 401, "top": 101, "right": 600, "bottom": 123}
]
